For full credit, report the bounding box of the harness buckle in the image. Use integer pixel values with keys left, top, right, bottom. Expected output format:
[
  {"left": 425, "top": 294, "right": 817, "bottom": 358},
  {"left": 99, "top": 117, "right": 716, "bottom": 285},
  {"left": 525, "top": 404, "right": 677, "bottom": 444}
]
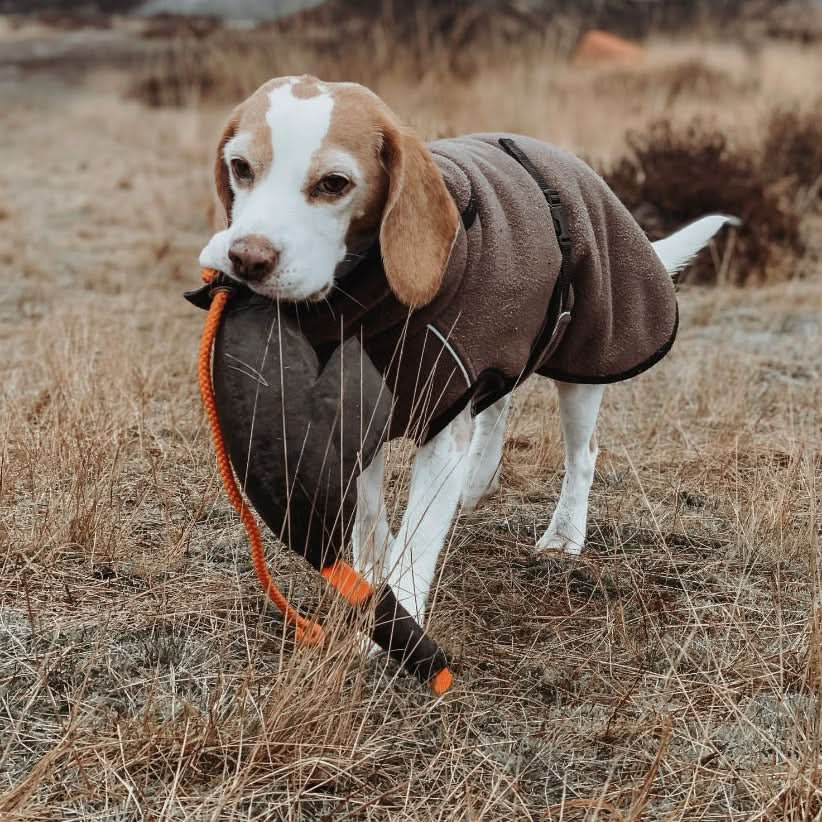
[{"left": 544, "top": 189, "right": 571, "bottom": 249}]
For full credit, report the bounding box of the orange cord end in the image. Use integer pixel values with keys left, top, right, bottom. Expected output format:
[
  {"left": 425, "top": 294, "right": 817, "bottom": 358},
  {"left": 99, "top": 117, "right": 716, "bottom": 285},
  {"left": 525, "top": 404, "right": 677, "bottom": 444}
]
[
  {"left": 430, "top": 667, "right": 453, "bottom": 696},
  {"left": 201, "top": 267, "right": 218, "bottom": 283},
  {"left": 294, "top": 619, "right": 326, "bottom": 646},
  {"left": 198, "top": 279, "right": 325, "bottom": 646},
  {"left": 321, "top": 561, "right": 374, "bottom": 606}
]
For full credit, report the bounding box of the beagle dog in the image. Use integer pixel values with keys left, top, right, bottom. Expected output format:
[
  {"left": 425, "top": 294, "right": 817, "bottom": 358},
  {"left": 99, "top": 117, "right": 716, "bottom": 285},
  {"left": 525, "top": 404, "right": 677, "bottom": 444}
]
[{"left": 200, "top": 75, "right": 736, "bottom": 624}]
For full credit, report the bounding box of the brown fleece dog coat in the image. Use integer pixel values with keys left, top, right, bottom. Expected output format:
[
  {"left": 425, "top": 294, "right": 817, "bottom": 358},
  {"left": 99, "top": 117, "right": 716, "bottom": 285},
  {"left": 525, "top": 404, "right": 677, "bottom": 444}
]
[{"left": 291, "top": 134, "right": 678, "bottom": 443}]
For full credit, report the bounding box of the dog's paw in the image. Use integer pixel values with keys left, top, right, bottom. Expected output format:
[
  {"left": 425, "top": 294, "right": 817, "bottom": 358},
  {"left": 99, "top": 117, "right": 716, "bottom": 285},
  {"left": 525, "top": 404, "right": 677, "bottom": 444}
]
[{"left": 535, "top": 530, "right": 584, "bottom": 556}]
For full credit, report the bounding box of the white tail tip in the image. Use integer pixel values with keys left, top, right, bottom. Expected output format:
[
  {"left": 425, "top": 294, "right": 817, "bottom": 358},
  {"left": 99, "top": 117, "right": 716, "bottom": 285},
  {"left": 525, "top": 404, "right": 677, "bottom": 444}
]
[{"left": 652, "top": 215, "right": 741, "bottom": 274}]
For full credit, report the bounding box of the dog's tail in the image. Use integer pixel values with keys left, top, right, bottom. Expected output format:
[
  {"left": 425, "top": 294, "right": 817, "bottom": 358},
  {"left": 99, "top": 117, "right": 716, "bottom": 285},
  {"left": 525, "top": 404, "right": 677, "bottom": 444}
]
[{"left": 652, "top": 215, "right": 741, "bottom": 276}]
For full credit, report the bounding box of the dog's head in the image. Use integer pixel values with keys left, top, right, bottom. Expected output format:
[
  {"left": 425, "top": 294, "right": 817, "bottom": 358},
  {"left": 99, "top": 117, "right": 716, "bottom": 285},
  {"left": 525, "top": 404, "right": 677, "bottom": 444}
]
[{"left": 199, "top": 75, "right": 460, "bottom": 307}]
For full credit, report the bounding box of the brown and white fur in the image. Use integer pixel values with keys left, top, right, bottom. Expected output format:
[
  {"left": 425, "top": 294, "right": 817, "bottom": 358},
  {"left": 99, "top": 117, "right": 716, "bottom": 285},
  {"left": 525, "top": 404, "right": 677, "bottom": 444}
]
[{"left": 200, "top": 75, "right": 736, "bottom": 624}]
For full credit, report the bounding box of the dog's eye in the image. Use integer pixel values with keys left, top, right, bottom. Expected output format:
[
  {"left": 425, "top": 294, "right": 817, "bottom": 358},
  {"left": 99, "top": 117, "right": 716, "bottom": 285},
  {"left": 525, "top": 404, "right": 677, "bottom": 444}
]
[
  {"left": 231, "top": 158, "right": 254, "bottom": 184},
  {"left": 314, "top": 174, "right": 352, "bottom": 197}
]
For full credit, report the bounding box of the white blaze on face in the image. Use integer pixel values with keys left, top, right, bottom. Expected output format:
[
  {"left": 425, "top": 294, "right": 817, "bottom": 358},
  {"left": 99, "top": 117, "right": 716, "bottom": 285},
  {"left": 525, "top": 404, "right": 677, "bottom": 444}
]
[{"left": 200, "top": 79, "right": 365, "bottom": 302}]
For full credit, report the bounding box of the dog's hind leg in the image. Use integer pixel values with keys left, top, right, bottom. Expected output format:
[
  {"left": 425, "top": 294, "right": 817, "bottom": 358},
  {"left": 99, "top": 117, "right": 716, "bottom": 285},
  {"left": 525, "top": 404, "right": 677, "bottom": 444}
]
[
  {"left": 536, "top": 382, "right": 605, "bottom": 556},
  {"left": 461, "top": 394, "right": 512, "bottom": 512},
  {"left": 387, "top": 407, "right": 472, "bottom": 623}
]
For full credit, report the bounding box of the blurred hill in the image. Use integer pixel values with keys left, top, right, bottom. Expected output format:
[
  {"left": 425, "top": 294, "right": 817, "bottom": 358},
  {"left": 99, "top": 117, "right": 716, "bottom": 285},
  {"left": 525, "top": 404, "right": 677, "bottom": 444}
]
[{"left": 1, "top": 0, "right": 321, "bottom": 16}]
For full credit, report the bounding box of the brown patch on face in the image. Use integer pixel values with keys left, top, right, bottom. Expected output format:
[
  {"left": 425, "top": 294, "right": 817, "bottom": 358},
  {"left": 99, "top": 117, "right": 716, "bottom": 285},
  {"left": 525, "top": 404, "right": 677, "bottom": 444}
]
[
  {"left": 319, "top": 84, "right": 394, "bottom": 251},
  {"left": 234, "top": 87, "right": 274, "bottom": 171},
  {"left": 292, "top": 74, "right": 322, "bottom": 99}
]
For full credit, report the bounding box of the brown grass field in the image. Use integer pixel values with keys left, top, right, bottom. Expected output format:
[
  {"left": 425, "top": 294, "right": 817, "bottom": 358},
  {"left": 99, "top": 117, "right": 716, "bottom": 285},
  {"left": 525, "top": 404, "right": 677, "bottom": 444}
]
[{"left": 1, "top": 10, "right": 821, "bottom": 820}]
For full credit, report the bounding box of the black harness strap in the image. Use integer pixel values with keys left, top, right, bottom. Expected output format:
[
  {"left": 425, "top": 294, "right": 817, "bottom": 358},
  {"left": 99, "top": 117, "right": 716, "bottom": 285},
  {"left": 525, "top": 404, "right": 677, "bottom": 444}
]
[
  {"left": 497, "top": 137, "right": 573, "bottom": 381},
  {"left": 460, "top": 192, "right": 478, "bottom": 230},
  {"left": 437, "top": 138, "right": 578, "bottom": 429}
]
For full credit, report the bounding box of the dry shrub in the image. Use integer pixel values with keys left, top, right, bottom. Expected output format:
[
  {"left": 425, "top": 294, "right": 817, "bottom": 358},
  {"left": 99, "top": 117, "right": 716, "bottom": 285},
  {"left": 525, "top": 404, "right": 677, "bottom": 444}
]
[
  {"left": 339, "top": 0, "right": 766, "bottom": 41},
  {"left": 127, "top": 27, "right": 405, "bottom": 108},
  {"left": 764, "top": 105, "right": 822, "bottom": 204},
  {"left": 130, "top": 1, "right": 784, "bottom": 110},
  {"left": 127, "top": 16, "right": 576, "bottom": 108},
  {"left": 129, "top": 44, "right": 223, "bottom": 108},
  {"left": 736, "top": 0, "right": 822, "bottom": 45},
  {"left": 140, "top": 12, "right": 222, "bottom": 40},
  {"left": 603, "top": 115, "right": 816, "bottom": 284},
  {"left": 592, "top": 58, "right": 756, "bottom": 103}
]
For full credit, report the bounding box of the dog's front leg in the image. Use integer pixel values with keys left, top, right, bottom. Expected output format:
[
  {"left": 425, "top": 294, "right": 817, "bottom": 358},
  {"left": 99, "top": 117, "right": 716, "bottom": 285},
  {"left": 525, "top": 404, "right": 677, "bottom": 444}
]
[
  {"left": 461, "top": 394, "right": 512, "bottom": 512},
  {"left": 388, "top": 407, "right": 473, "bottom": 623},
  {"left": 352, "top": 446, "right": 394, "bottom": 586}
]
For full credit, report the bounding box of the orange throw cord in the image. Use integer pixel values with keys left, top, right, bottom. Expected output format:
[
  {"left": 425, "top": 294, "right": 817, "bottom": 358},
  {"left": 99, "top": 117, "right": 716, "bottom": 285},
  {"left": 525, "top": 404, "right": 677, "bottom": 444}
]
[{"left": 198, "top": 267, "right": 325, "bottom": 645}]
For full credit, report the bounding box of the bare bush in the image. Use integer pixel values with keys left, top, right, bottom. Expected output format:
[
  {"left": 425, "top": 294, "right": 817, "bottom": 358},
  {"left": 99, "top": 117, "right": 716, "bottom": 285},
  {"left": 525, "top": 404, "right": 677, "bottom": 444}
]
[
  {"left": 591, "top": 58, "right": 757, "bottom": 103},
  {"left": 603, "top": 116, "right": 815, "bottom": 284},
  {"left": 764, "top": 105, "right": 822, "bottom": 206},
  {"left": 126, "top": 15, "right": 576, "bottom": 107}
]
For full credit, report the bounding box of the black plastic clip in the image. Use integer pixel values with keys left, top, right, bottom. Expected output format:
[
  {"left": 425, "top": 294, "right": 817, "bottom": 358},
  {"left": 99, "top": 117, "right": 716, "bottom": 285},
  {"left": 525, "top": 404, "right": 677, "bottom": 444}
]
[{"left": 544, "top": 189, "right": 571, "bottom": 251}]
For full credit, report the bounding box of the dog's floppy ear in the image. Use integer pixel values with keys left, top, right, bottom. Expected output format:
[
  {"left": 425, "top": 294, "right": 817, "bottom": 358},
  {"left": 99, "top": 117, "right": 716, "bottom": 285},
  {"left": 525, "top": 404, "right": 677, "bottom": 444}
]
[
  {"left": 214, "top": 111, "right": 240, "bottom": 227},
  {"left": 379, "top": 126, "right": 460, "bottom": 308}
]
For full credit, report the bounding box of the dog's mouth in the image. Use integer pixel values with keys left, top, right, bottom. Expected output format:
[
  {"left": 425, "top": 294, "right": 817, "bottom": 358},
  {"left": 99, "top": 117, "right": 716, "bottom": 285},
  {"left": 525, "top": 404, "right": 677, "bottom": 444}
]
[
  {"left": 238, "top": 276, "right": 334, "bottom": 305},
  {"left": 303, "top": 283, "right": 334, "bottom": 303}
]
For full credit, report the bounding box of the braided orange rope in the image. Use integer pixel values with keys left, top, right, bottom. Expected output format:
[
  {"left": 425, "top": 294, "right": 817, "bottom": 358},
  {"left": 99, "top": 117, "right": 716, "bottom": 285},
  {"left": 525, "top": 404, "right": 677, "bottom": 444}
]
[{"left": 198, "top": 267, "right": 325, "bottom": 645}]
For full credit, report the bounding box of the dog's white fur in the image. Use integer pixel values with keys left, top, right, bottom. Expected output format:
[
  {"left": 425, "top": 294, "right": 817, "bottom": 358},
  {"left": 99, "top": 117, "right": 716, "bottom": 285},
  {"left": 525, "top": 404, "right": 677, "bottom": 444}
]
[{"left": 201, "top": 76, "right": 739, "bottom": 624}]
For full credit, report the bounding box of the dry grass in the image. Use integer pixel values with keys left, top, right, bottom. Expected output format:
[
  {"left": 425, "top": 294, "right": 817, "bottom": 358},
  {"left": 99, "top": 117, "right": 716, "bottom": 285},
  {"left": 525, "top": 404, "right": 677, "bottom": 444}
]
[{"left": 1, "top": 14, "right": 821, "bottom": 820}]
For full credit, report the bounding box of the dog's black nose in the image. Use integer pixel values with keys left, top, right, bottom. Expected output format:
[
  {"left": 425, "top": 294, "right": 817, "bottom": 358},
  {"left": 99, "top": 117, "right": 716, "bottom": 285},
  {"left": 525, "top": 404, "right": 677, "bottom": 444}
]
[{"left": 228, "top": 235, "right": 279, "bottom": 283}]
